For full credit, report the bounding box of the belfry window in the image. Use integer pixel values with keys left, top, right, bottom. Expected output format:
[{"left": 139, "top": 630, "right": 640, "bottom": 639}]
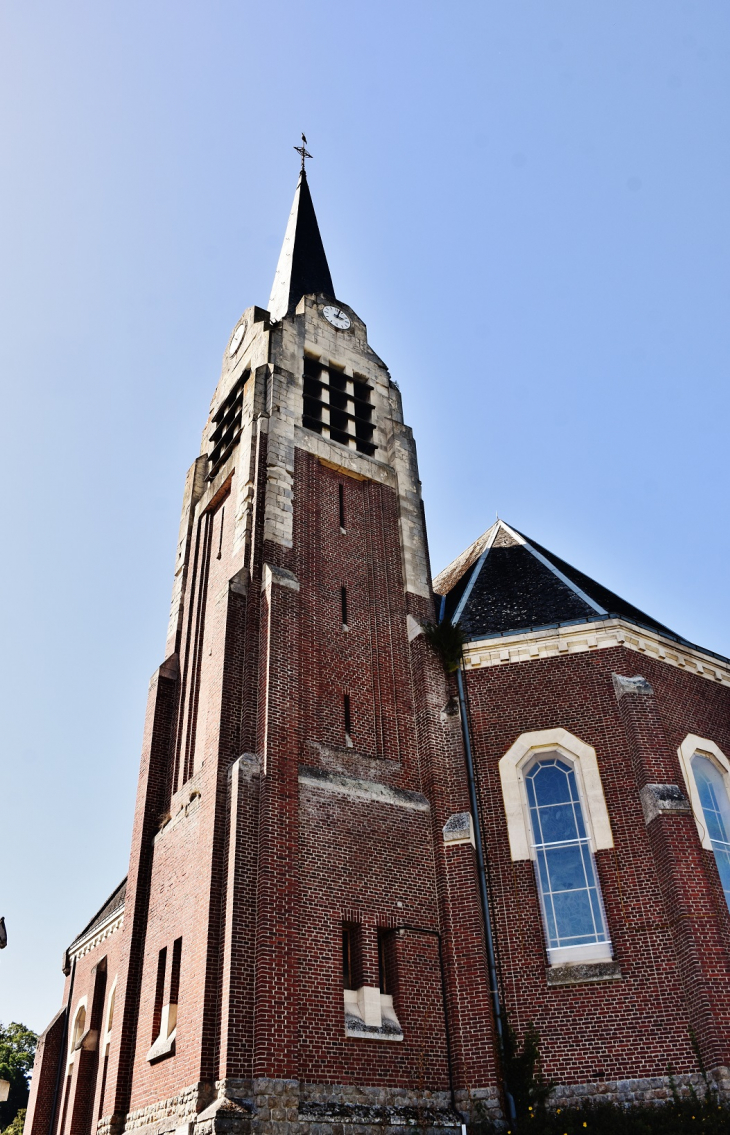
[
  {"left": 691, "top": 754, "right": 730, "bottom": 909},
  {"left": 208, "top": 372, "right": 248, "bottom": 479},
  {"left": 525, "top": 756, "right": 611, "bottom": 964},
  {"left": 302, "top": 358, "right": 376, "bottom": 455}
]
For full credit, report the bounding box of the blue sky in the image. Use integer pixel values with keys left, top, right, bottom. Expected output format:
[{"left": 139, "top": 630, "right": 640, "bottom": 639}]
[{"left": 1, "top": 0, "right": 729, "bottom": 1031}]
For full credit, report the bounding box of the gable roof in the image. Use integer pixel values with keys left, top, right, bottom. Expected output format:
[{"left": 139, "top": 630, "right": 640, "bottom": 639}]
[{"left": 433, "top": 519, "right": 689, "bottom": 645}]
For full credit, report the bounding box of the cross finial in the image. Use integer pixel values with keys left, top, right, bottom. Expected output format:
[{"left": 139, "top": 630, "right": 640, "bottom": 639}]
[{"left": 294, "top": 132, "right": 313, "bottom": 172}]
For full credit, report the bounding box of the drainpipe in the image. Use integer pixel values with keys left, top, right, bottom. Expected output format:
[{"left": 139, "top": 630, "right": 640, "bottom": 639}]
[
  {"left": 384, "top": 925, "right": 464, "bottom": 1128},
  {"left": 455, "top": 665, "right": 516, "bottom": 1124},
  {"left": 48, "top": 955, "right": 76, "bottom": 1135}
]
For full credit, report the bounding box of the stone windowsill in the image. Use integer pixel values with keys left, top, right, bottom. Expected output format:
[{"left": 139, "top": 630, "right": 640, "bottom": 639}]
[
  {"left": 344, "top": 988, "right": 403, "bottom": 1041},
  {"left": 547, "top": 960, "right": 622, "bottom": 987}
]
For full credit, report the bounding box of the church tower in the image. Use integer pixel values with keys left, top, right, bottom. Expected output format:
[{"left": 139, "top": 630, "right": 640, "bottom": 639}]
[
  {"left": 26, "top": 155, "right": 730, "bottom": 1133},
  {"left": 26, "top": 163, "right": 501, "bottom": 1135}
]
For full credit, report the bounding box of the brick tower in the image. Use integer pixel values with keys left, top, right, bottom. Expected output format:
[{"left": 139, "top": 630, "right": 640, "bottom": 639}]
[
  {"left": 27, "top": 160, "right": 730, "bottom": 1135},
  {"left": 26, "top": 166, "right": 501, "bottom": 1135}
]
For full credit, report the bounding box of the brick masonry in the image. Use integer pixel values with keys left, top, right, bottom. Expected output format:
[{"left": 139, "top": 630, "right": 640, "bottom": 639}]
[{"left": 25, "top": 279, "right": 730, "bottom": 1135}]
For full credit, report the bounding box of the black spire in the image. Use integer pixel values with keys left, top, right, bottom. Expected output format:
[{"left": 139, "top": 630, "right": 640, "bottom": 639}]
[{"left": 268, "top": 170, "right": 335, "bottom": 321}]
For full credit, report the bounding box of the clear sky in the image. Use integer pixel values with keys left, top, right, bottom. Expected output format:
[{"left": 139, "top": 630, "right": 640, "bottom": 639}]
[{"left": 1, "top": 0, "right": 729, "bottom": 1031}]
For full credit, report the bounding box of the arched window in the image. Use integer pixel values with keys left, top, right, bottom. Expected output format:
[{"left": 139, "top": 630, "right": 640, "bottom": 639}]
[
  {"left": 68, "top": 1002, "right": 87, "bottom": 1067},
  {"left": 71, "top": 1005, "right": 86, "bottom": 1048},
  {"left": 691, "top": 754, "right": 730, "bottom": 909},
  {"left": 524, "top": 756, "right": 611, "bottom": 963},
  {"left": 678, "top": 735, "right": 730, "bottom": 914},
  {"left": 499, "top": 728, "right": 614, "bottom": 966}
]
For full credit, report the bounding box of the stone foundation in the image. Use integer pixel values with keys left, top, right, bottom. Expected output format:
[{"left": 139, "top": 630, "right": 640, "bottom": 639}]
[
  {"left": 549, "top": 1067, "right": 730, "bottom": 1110},
  {"left": 99, "top": 1068, "right": 730, "bottom": 1135},
  {"left": 100, "top": 1078, "right": 467, "bottom": 1135}
]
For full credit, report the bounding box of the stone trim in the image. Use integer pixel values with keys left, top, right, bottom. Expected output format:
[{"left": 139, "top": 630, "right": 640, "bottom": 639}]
[
  {"left": 463, "top": 617, "right": 730, "bottom": 688},
  {"left": 547, "top": 960, "right": 622, "bottom": 986},
  {"left": 298, "top": 766, "right": 429, "bottom": 810},
  {"left": 612, "top": 673, "right": 654, "bottom": 700},
  {"left": 261, "top": 563, "right": 299, "bottom": 594},
  {"left": 678, "top": 734, "right": 730, "bottom": 851},
  {"left": 68, "top": 910, "right": 124, "bottom": 962},
  {"left": 442, "top": 812, "right": 475, "bottom": 847},
  {"left": 639, "top": 784, "right": 691, "bottom": 825},
  {"left": 499, "top": 728, "right": 614, "bottom": 861}
]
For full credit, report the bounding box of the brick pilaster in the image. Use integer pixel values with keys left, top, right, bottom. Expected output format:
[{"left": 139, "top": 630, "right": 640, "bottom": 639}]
[{"left": 614, "top": 671, "right": 730, "bottom": 1070}]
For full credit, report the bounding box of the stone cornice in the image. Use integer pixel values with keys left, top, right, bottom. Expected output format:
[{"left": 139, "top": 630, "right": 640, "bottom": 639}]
[
  {"left": 463, "top": 617, "right": 730, "bottom": 687},
  {"left": 68, "top": 907, "right": 124, "bottom": 961}
]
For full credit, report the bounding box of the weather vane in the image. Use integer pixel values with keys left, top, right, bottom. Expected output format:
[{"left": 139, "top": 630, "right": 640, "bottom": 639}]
[{"left": 294, "top": 133, "right": 313, "bottom": 171}]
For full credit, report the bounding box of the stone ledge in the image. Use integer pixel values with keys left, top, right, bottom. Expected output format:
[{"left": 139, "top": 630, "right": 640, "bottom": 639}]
[
  {"left": 547, "top": 960, "right": 622, "bottom": 986},
  {"left": 299, "top": 766, "right": 429, "bottom": 811},
  {"left": 442, "top": 812, "right": 474, "bottom": 848},
  {"left": 640, "top": 783, "right": 691, "bottom": 825},
  {"left": 344, "top": 1013, "right": 403, "bottom": 1042}
]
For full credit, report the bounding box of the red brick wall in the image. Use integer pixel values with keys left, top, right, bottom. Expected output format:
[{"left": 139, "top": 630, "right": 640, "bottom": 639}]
[
  {"left": 463, "top": 645, "right": 730, "bottom": 1086},
  {"left": 294, "top": 451, "right": 416, "bottom": 763}
]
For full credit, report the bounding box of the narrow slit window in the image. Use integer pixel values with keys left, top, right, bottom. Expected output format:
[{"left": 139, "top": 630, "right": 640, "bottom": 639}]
[
  {"left": 342, "top": 925, "right": 355, "bottom": 989},
  {"left": 343, "top": 693, "right": 352, "bottom": 738},
  {"left": 378, "top": 930, "right": 390, "bottom": 994},
  {"left": 341, "top": 586, "right": 348, "bottom": 627},
  {"left": 216, "top": 508, "right": 225, "bottom": 560},
  {"left": 152, "top": 947, "right": 167, "bottom": 1042},
  {"left": 169, "top": 937, "right": 182, "bottom": 1006},
  {"left": 338, "top": 484, "right": 345, "bottom": 530}
]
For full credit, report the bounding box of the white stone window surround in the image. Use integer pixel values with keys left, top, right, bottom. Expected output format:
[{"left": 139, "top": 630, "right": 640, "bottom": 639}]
[
  {"left": 499, "top": 728, "right": 615, "bottom": 966},
  {"left": 67, "top": 996, "right": 88, "bottom": 1068},
  {"left": 678, "top": 734, "right": 730, "bottom": 851},
  {"left": 103, "top": 977, "right": 117, "bottom": 1055}
]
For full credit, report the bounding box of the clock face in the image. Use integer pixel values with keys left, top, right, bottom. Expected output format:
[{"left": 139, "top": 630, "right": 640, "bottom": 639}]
[
  {"left": 228, "top": 321, "right": 247, "bottom": 357},
  {"left": 322, "top": 305, "right": 351, "bottom": 330}
]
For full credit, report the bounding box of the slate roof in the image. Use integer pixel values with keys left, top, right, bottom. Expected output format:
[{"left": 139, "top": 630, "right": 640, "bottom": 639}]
[
  {"left": 433, "top": 519, "right": 704, "bottom": 650},
  {"left": 69, "top": 877, "right": 127, "bottom": 949},
  {"left": 268, "top": 169, "right": 335, "bottom": 321}
]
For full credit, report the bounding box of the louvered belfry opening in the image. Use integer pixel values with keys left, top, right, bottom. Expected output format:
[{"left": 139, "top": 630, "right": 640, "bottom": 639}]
[
  {"left": 208, "top": 372, "right": 249, "bottom": 479},
  {"left": 302, "top": 357, "right": 376, "bottom": 455}
]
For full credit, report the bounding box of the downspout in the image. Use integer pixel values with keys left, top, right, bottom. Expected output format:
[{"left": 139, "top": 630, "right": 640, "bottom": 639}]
[
  {"left": 455, "top": 665, "right": 516, "bottom": 1124},
  {"left": 48, "top": 955, "right": 76, "bottom": 1135},
  {"left": 384, "top": 925, "right": 464, "bottom": 1128}
]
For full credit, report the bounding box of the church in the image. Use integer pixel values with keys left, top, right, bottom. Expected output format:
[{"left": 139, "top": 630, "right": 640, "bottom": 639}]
[{"left": 26, "top": 158, "right": 730, "bottom": 1135}]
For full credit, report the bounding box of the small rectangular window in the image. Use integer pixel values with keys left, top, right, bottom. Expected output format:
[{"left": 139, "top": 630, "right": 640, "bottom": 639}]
[
  {"left": 152, "top": 947, "right": 167, "bottom": 1041},
  {"left": 343, "top": 693, "right": 352, "bottom": 738},
  {"left": 342, "top": 923, "right": 361, "bottom": 989},
  {"left": 338, "top": 484, "right": 346, "bottom": 530},
  {"left": 341, "top": 586, "right": 348, "bottom": 628}
]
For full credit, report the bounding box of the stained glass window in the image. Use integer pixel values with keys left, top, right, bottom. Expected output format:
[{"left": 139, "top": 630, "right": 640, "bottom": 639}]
[
  {"left": 525, "top": 756, "right": 611, "bottom": 960},
  {"left": 691, "top": 754, "right": 730, "bottom": 911}
]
